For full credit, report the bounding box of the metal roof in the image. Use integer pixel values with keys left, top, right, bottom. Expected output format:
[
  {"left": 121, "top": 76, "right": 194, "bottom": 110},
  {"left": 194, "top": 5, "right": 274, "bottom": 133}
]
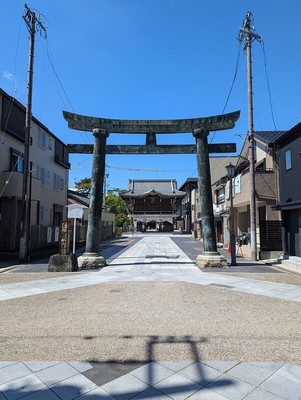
[
  {"left": 68, "top": 189, "right": 90, "bottom": 206},
  {"left": 254, "top": 130, "right": 287, "bottom": 145}
]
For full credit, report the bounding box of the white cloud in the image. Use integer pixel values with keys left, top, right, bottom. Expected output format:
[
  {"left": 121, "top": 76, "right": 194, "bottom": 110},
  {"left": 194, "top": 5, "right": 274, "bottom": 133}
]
[{"left": 3, "top": 71, "right": 14, "bottom": 81}]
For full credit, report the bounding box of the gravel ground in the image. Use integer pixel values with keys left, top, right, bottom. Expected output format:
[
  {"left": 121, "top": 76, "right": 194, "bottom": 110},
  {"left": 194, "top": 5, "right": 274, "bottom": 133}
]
[{"left": 1, "top": 281, "right": 300, "bottom": 364}]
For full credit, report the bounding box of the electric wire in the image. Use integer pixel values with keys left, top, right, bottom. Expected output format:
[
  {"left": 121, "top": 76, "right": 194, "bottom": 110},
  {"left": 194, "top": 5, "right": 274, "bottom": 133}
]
[
  {"left": 105, "top": 163, "right": 199, "bottom": 174},
  {"left": 43, "top": 36, "right": 92, "bottom": 144},
  {"left": 0, "top": 155, "right": 22, "bottom": 198},
  {"left": 221, "top": 40, "right": 243, "bottom": 115},
  {"left": 28, "top": 6, "right": 90, "bottom": 151},
  {"left": 45, "top": 38, "right": 74, "bottom": 112},
  {"left": 0, "top": 17, "right": 23, "bottom": 144},
  {"left": 70, "top": 156, "right": 93, "bottom": 170},
  {"left": 106, "top": 163, "right": 166, "bottom": 172},
  {"left": 260, "top": 39, "right": 278, "bottom": 130},
  {"left": 210, "top": 40, "right": 242, "bottom": 144},
  {"left": 39, "top": 39, "right": 46, "bottom": 118}
]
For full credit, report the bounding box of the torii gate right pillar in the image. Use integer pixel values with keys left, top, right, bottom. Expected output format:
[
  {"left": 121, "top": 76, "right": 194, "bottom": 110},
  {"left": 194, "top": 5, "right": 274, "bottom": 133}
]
[{"left": 193, "top": 129, "right": 228, "bottom": 268}]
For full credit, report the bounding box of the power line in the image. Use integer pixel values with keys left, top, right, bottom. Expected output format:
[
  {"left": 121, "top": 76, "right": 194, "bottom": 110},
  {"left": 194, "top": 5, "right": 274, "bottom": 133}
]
[
  {"left": 106, "top": 163, "right": 166, "bottom": 172},
  {"left": 0, "top": 155, "right": 22, "bottom": 198},
  {"left": 221, "top": 40, "right": 243, "bottom": 115},
  {"left": 260, "top": 39, "right": 278, "bottom": 130},
  {"left": 45, "top": 37, "right": 74, "bottom": 112},
  {"left": 210, "top": 40, "right": 242, "bottom": 144},
  {"left": 0, "top": 17, "right": 23, "bottom": 145},
  {"left": 44, "top": 36, "right": 92, "bottom": 145},
  {"left": 105, "top": 163, "right": 199, "bottom": 173}
]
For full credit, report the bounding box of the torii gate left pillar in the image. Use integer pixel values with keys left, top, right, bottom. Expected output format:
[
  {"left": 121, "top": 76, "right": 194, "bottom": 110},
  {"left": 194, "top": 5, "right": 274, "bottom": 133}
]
[
  {"left": 77, "top": 129, "right": 108, "bottom": 269},
  {"left": 193, "top": 129, "right": 227, "bottom": 267}
]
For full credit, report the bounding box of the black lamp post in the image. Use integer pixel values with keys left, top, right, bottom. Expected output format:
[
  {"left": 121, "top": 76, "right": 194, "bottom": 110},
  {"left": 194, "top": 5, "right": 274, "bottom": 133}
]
[{"left": 225, "top": 162, "right": 237, "bottom": 266}]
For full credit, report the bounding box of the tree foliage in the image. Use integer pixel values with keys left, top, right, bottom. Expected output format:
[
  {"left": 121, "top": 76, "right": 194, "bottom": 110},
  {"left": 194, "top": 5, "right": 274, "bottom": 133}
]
[
  {"left": 74, "top": 177, "right": 91, "bottom": 197},
  {"left": 105, "top": 193, "right": 130, "bottom": 228},
  {"left": 74, "top": 179, "right": 130, "bottom": 228},
  {"left": 105, "top": 193, "right": 127, "bottom": 214}
]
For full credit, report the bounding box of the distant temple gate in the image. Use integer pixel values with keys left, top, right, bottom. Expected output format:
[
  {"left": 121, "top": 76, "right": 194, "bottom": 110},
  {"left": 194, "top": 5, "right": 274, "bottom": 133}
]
[{"left": 63, "top": 110, "right": 240, "bottom": 268}]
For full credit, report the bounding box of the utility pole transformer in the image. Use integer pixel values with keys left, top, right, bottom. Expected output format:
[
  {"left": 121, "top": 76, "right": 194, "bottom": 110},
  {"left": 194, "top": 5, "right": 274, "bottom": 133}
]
[
  {"left": 19, "top": 4, "right": 46, "bottom": 261},
  {"left": 238, "top": 11, "right": 261, "bottom": 261}
]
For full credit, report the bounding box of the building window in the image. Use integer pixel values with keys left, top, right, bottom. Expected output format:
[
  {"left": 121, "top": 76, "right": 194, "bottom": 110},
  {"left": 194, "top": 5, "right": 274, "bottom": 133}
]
[
  {"left": 285, "top": 149, "right": 292, "bottom": 170},
  {"left": 37, "top": 165, "right": 46, "bottom": 184},
  {"left": 216, "top": 187, "right": 225, "bottom": 204},
  {"left": 53, "top": 204, "right": 63, "bottom": 226},
  {"left": 38, "top": 128, "right": 47, "bottom": 149},
  {"left": 235, "top": 174, "right": 241, "bottom": 194},
  {"left": 55, "top": 140, "right": 70, "bottom": 169},
  {"left": 10, "top": 148, "right": 24, "bottom": 172},
  {"left": 53, "top": 211, "right": 62, "bottom": 226},
  {"left": 54, "top": 174, "right": 63, "bottom": 190}
]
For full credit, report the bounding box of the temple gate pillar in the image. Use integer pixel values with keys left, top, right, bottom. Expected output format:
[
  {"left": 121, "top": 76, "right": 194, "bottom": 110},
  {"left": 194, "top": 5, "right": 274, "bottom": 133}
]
[
  {"left": 193, "top": 129, "right": 227, "bottom": 268},
  {"left": 77, "top": 128, "right": 109, "bottom": 269}
]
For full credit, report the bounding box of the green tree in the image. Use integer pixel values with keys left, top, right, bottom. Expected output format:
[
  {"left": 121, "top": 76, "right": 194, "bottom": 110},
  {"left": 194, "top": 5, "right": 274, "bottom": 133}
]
[
  {"left": 105, "top": 193, "right": 127, "bottom": 214},
  {"left": 74, "top": 180, "right": 130, "bottom": 229},
  {"left": 105, "top": 193, "right": 130, "bottom": 228},
  {"left": 74, "top": 177, "right": 91, "bottom": 197}
]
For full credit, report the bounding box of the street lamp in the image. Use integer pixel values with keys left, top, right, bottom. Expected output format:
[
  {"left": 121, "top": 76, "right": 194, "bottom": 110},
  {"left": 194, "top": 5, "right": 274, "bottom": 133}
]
[{"left": 225, "top": 162, "right": 237, "bottom": 266}]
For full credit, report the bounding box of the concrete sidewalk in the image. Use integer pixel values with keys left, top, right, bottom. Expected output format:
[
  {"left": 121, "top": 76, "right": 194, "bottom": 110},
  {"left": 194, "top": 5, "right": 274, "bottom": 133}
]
[
  {"left": 0, "top": 234, "right": 301, "bottom": 399},
  {"left": 1, "top": 235, "right": 301, "bottom": 303}
]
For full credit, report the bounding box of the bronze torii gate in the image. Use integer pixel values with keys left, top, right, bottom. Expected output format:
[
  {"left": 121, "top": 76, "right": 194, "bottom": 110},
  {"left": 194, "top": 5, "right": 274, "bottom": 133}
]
[{"left": 63, "top": 110, "right": 240, "bottom": 268}]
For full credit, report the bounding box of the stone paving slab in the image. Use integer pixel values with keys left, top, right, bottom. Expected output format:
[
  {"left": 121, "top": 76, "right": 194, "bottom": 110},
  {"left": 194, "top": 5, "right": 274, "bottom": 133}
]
[{"left": 1, "top": 361, "right": 301, "bottom": 400}]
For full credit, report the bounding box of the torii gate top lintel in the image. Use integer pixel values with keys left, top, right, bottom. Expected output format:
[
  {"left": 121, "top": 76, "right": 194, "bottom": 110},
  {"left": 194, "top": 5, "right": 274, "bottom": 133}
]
[{"left": 63, "top": 110, "right": 240, "bottom": 134}]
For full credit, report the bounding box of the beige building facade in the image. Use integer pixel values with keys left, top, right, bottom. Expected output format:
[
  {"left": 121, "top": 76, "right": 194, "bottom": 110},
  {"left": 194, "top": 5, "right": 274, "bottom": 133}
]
[
  {"left": 225, "top": 132, "right": 283, "bottom": 259},
  {"left": 0, "top": 89, "right": 69, "bottom": 254}
]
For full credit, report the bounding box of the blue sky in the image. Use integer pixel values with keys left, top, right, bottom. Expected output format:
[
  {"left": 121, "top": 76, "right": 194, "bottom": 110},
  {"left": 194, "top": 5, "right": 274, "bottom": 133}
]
[{"left": 1, "top": 1, "right": 301, "bottom": 191}]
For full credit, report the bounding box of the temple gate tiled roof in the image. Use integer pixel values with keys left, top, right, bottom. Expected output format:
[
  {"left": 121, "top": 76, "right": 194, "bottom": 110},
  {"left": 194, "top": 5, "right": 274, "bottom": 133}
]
[{"left": 120, "top": 180, "right": 185, "bottom": 198}]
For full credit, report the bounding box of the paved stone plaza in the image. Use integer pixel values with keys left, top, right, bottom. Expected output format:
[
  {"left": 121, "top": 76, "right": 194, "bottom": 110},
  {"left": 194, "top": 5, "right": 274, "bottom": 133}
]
[{"left": 0, "top": 234, "right": 300, "bottom": 399}]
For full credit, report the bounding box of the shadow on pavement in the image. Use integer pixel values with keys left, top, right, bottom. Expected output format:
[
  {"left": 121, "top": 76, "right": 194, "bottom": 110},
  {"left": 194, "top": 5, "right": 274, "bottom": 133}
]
[
  {"left": 0, "top": 336, "right": 234, "bottom": 399},
  {"left": 82, "top": 335, "right": 234, "bottom": 398}
]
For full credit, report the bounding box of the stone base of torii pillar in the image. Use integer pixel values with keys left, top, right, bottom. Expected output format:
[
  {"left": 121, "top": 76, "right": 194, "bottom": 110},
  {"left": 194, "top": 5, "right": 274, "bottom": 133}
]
[
  {"left": 77, "top": 253, "right": 106, "bottom": 269},
  {"left": 195, "top": 252, "right": 228, "bottom": 269}
]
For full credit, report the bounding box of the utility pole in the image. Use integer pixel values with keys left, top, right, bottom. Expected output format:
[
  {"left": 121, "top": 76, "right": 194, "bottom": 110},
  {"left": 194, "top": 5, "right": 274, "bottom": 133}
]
[
  {"left": 238, "top": 11, "right": 261, "bottom": 261},
  {"left": 19, "top": 4, "right": 46, "bottom": 261}
]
